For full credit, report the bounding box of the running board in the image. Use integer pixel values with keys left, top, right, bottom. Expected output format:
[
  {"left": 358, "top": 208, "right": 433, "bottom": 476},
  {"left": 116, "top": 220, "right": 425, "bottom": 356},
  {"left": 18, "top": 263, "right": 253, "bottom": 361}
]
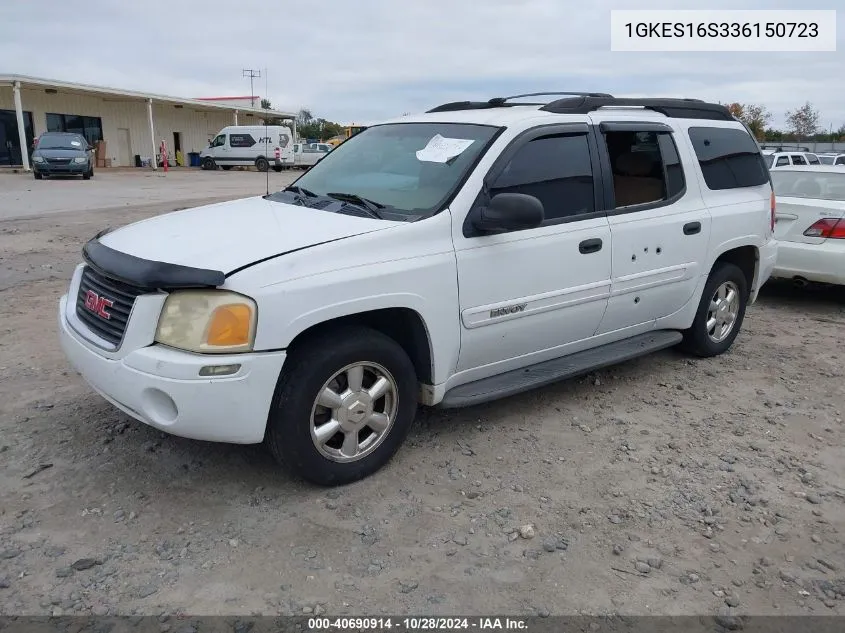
[{"left": 440, "top": 330, "right": 683, "bottom": 408}]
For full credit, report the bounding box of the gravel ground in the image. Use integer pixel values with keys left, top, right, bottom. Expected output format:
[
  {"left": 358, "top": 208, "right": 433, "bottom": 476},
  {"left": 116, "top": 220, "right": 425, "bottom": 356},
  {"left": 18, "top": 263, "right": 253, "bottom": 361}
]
[{"left": 1, "top": 199, "right": 843, "bottom": 618}]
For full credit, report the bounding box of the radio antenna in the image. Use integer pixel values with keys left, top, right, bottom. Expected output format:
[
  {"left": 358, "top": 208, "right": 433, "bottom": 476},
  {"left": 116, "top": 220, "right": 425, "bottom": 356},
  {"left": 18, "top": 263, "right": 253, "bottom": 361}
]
[{"left": 264, "top": 67, "right": 270, "bottom": 197}]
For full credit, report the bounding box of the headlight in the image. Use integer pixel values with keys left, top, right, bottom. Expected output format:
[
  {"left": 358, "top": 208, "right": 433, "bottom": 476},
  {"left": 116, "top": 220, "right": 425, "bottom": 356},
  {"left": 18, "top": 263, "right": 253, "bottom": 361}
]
[
  {"left": 154, "top": 290, "right": 257, "bottom": 354},
  {"left": 33, "top": 156, "right": 45, "bottom": 163},
  {"left": 73, "top": 157, "right": 87, "bottom": 164}
]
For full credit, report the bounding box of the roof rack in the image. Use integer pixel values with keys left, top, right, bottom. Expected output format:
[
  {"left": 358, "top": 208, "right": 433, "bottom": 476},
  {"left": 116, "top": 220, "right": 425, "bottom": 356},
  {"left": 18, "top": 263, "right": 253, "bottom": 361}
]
[
  {"left": 426, "top": 91, "right": 614, "bottom": 113},
  {"left": 539, "top": 96, "right": 732, "bottom": 121}
]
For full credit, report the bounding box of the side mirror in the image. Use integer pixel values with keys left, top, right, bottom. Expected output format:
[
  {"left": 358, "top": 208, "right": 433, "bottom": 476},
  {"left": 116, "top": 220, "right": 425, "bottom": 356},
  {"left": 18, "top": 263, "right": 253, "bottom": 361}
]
[{"left": 472, "top": 192, "right": 544, "bottom": 232}]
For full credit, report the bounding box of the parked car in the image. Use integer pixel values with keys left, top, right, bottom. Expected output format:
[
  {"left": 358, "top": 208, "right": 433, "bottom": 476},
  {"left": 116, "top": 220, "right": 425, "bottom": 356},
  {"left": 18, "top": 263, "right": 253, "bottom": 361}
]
[
  {"left": 200, "top": 125, "right": 294, "bottom": 172},
  {"left": 763, "top": 151, "right": 819, "bottom": 169},
  {"left": 292, "top": 142, "right": 328, "bottom": 168},
  {"left": 57, "top": 93, "right": 777, "bottom": 485},
  {"left": 817, "top": 153, "right": 845, "bottom": 166},
  {"left": 770, "top": 165, "right": 845, "bottom": 286},
  {"left": 31, "top": 132, "right": 95, "bottom": 180}
]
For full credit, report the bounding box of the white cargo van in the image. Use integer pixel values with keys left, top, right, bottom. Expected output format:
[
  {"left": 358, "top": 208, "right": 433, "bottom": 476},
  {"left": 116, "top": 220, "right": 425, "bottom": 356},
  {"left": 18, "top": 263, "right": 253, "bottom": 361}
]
[{"left": 200, "top": 125, "right": 294, "bottom": 172}]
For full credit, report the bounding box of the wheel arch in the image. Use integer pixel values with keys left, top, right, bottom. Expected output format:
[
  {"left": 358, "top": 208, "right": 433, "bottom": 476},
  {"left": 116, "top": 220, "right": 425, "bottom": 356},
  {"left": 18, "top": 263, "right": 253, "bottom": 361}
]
[
  {"left": 711, "top": 243, "right": 759, "bottom": 298},
  {"left": 282, "top": 306, "right": 435, "bottom": 385}
]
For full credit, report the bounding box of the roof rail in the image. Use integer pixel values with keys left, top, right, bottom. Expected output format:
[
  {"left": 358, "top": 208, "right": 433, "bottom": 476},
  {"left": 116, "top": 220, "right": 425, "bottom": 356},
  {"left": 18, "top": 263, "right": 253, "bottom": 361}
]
[
  {"left": 539, "top": 96, "right": 733, "bottom": 121},
  {"left": 425, "top": 91, "right": 614, "bottom": 113}
]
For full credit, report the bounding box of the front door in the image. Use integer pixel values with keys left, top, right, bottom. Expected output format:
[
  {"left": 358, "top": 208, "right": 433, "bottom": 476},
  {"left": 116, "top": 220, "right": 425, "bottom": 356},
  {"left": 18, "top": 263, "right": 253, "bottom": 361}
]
[
  {"left": 589, "top": 119, "right": 711, "bottom": 334},
  {"left": 453, "top": 124, "right": 612, "bottom": 374}
]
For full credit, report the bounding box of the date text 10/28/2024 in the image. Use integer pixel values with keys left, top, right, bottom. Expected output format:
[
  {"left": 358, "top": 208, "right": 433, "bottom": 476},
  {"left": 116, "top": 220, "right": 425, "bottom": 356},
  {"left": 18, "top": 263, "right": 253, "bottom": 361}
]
[{"left": 307, "top": 618, "right": 528, "bottom": 630}]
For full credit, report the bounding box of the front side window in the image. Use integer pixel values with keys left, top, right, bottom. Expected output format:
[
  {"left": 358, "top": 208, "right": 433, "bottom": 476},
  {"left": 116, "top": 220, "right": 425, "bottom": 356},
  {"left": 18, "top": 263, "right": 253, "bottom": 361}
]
[
  {"left": 288, "top": 122, "right": 500, "bottom": 216},
  {"left": 776, "top": 156, "right": 789, "bottom": 166},
  {"left": 687, "top": 127, "right": 768, "bottom": 190},
  {"left": 604, "top": 130, "right": 685, "bottom": 208},
  {"left": 489, "top": 133, "right": 594, "bottom": 220},
  {"left": 211, "top": 134, "right": 226, "bottom": 148}
]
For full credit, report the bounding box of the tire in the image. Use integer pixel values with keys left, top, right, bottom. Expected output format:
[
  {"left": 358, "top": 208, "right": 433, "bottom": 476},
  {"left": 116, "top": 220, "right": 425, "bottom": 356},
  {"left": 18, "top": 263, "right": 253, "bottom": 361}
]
[
  {"left": 273, "top": 166, "right": 283, "bottom": 172},
  {"left": 221, "top": 165, "right": 232, "bottom": 171},
  {"left": 265, "top": 327, "right": 418, "bottom": 486},
  {"left": 82, "top": 169, "right": 91, "bottom": 180},
  {"left": 33, "top": 172, "right": 43, "bottom": 180},
  {"left": 255, "top": 157, "right": 269, "bottom": 172},
  {"left": 201, "top": 157, "right": 216, "bottom": 171},
  {"left": 680, "top": 262, "right": 749, "bottom": 357}
]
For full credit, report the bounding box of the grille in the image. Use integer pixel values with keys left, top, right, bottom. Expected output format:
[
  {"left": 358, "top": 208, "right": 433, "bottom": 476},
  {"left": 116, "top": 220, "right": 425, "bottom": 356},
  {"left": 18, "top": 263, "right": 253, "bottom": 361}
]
[
  {"left": 47, "top": 158, "right": 72, "bottom": 165},
  {"left": 75, "top": 266, "right": 144, "bottom": 346}
]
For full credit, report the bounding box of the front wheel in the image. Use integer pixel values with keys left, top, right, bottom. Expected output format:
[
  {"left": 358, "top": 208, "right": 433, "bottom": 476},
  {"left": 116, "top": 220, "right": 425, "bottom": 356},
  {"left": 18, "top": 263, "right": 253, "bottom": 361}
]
[
  {"left": 201, "top": 157, "right": 216, "bottom": 170},
  {"left": 265, "top": 327, "right": 418, "bottom": 486},
  {"left": 681, "top": 262, "right": 748, "bottom": 357}
]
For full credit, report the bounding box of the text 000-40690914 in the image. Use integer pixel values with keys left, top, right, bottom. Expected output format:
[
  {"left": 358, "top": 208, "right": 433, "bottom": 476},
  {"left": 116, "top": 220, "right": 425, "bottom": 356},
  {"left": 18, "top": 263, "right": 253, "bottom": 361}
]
[{"left": 610, "top": 10, "right": 836, "bottom": 52}]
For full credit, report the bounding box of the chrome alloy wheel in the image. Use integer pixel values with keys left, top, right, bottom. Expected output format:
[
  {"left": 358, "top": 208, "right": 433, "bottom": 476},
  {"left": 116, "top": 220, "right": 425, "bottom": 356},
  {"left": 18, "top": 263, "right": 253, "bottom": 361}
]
[
  {"left": 706, "top": 280, "right": 740, "bottom": 343},
  {"left": 309, "top": 362, "right": 399, "bottom": 463}
]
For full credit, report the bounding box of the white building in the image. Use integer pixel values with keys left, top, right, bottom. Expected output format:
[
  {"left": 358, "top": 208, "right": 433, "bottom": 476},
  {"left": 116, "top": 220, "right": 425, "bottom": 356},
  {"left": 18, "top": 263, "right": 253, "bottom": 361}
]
[{"left": 0, "top": 75, "right": 294, "bottom": 170}]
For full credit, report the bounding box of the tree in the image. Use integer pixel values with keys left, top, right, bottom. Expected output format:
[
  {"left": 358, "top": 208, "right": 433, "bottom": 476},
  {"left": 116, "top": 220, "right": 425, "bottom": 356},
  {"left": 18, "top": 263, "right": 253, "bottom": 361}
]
[
  {"left": 725, "top": 102, "right": 771, "bottom": 140},
  {"left": 260, "top": 98, "right": 272, "bottom": 109},
  {"left": 296, "top": 109, "right": 314, "bottom": 127},
  {"left": 785, "top": 102, "right": 820, "bottom": 140}
]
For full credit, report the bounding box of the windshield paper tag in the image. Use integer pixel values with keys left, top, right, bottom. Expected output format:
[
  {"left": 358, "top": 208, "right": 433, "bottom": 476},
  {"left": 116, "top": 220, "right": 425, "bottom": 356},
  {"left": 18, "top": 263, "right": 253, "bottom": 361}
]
[{"left": 416, "top": 134, "right": 474, "bottom": 163}]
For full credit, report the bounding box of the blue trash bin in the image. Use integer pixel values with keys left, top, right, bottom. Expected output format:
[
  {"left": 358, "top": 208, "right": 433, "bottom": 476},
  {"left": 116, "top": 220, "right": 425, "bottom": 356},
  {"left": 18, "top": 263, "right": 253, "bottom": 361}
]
[{"left": 188, "top": 152, "right": 200, "bottom": 167}]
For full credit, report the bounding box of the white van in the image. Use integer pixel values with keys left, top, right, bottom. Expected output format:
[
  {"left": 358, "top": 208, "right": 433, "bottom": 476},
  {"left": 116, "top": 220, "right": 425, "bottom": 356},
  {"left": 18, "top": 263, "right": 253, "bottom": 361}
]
[
  {"left": 200, "top": 125, "right": 294, "bottom": 172},
  {"left": 292, "top": 142, "right": 329, "bottom": 168}
]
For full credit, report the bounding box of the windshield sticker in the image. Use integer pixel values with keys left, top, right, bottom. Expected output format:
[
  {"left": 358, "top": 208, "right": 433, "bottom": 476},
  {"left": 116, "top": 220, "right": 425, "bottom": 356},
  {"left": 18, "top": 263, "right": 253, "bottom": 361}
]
[
  {"left": 70, "top": 140, "right": 82, "bottom": 147},
  {"left": 416, "top": 134, "right": 475, "bottom": 163}
]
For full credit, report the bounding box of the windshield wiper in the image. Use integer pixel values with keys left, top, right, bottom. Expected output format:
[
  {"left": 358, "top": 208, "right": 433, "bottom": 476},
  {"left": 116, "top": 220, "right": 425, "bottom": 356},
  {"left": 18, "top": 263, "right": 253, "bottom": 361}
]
[
  {"left": 326, "top": 192, "right": 387, "bottom": 219},
  {"left": 283, "top": 185, "right": 318, "bottom": 197}
]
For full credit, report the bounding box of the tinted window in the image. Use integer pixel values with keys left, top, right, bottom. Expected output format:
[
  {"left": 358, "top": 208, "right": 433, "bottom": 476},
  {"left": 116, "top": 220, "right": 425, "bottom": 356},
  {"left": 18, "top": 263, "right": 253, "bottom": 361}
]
[
  {"left": 792, "top": 155, "right": 807, "bottom": 165},
  {"left": 776, "top": 156, "right": 789, "bottom": 166},
  {"left": 490, "top": 133, "right": 594, "bottom": 220},
  {"left": 837, "top": 157, "right": 845, "bottom": 165},
  {"left": 45, "top": 113, "right": 102, "bottom": 144},
  {"left": 687, "top": 127, "right": 768, "bottom": 190},
  {"left": 806, "top": 154, "right": 820, "bottom": 165},
  {"left": 230, "top": 134, "right": 255, "bottom": 148}
]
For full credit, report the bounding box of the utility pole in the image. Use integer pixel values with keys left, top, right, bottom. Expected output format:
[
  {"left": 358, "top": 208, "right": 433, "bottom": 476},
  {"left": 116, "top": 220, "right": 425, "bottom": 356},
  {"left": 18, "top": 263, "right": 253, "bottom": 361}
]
[{"left": 242, "top": 69, "right": 261, "bottom": 108}]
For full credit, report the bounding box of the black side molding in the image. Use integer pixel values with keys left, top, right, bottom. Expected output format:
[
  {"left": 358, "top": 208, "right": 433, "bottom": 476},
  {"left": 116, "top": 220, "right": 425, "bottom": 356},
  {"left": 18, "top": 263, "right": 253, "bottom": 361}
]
[{"left": 82, "top": 236, "right": 226, "bottom": 291}]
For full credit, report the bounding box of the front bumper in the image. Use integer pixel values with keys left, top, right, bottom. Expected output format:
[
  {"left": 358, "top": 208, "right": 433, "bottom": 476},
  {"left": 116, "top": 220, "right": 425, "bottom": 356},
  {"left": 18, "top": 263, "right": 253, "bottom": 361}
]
[
  {"left": 771, "top": 239, "right": 845, "bottom": 286},
  {"left": 58, "top": 293, "right": 286, "bottom": 444},
  {"left": 34, "top": 162, "right": 89, "bottom": 174}
]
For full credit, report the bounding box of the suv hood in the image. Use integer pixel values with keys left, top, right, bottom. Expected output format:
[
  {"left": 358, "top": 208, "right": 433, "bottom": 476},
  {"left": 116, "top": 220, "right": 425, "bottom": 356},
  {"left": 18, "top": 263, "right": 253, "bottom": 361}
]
[{"left": 98, "top": 196, "right": 395, "bottom": 274}]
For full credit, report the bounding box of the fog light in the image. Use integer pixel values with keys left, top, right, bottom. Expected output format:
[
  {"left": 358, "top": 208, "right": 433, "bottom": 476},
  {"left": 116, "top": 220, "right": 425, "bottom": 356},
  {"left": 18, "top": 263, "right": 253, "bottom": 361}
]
[{"left": 199, "top": 364, "right": 241, "bottom": 377}]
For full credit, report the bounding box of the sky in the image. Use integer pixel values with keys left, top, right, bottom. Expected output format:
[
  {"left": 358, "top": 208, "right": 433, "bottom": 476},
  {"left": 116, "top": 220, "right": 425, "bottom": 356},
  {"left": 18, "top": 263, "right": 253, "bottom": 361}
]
[{"left": 1, "top": 0, "right": 843, "bottom": 130}]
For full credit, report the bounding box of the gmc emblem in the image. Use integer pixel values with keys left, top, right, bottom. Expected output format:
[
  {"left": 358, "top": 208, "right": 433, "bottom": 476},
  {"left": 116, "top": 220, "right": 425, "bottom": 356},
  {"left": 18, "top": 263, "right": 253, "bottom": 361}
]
[{"left": 84, "top": 289, "right": 114, "bottom": 320}]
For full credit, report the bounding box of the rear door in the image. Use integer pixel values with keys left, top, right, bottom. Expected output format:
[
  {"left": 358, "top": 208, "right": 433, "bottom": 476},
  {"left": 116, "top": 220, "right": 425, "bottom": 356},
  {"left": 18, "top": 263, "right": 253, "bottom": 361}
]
[{"left": 589, "top": 118, "right": 710, "bottom": 333}]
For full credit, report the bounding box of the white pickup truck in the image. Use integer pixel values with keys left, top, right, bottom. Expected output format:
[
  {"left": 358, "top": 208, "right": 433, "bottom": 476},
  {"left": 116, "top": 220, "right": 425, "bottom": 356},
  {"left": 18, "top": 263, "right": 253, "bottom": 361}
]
[{"left": 58, "top": 92, "right": 778, "bottom": 485}]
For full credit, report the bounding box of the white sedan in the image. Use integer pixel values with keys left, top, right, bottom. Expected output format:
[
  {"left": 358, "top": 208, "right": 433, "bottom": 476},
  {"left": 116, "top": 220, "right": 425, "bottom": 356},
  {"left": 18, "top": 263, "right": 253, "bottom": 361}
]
[{"left": 770, "top": 166, "right": 845, "bottom": 286}]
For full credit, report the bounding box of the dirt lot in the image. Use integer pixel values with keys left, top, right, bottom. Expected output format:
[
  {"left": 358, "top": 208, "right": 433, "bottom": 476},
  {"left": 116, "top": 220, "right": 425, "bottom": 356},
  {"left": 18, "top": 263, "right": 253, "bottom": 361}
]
[{"left": 0, "top": 186, "right": 843, "bottom": 618}]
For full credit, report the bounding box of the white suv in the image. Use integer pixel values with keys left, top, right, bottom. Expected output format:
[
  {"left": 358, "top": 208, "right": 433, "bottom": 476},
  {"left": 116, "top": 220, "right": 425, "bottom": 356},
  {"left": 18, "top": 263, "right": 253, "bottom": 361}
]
[{"left": 58, "top": 93, "right": 778, "bottom": 485}]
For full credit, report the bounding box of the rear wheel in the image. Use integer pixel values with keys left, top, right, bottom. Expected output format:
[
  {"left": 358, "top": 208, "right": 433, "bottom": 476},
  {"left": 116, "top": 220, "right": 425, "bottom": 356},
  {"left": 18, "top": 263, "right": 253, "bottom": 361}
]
[
  {"left": 33, "top": 172, "right": 43, "bottom": 180},
  {"left": 201, "top": 157, "right": 216, "bottom": 170},
  {"left": 220, "top": 165, "right": 232, "bottom": 171},
  {"left": 273, "top": 166, "right": 283, "bottom": 172},
  {"left": 265, "top": 327, "right": 418, "bottom": 486},
  {"left": 255, "top": 157, "right": 269, "bottom": 172},
  {"left": 681, "top": 262, "right": 748, "bottom": 357}
]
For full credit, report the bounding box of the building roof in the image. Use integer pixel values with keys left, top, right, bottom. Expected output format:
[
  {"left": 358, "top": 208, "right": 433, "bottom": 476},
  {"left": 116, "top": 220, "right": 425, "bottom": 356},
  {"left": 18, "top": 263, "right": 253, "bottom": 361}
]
[
  {"left": 0, "top": 74, "right": 295, "bottom": 119},
  {"left": 195, "top": 96, "right": 257, "bottom": 101}
]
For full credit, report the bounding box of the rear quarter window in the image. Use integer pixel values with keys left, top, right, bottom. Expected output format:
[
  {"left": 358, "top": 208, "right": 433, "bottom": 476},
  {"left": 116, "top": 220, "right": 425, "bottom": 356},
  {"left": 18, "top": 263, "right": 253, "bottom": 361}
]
[{"left": 687, "top": 127, "right": 769, "bottom": 190}]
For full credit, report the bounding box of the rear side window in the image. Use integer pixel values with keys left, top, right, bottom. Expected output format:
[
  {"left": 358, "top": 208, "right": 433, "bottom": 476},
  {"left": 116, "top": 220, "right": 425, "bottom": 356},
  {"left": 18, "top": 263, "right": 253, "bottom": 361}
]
[
  {"left": 687, "top": 127, "right": 768, "bottom": 190},
  {"left": 837, "top": 157, "right": 845, "bottom": 165},
  {"left": 792, "top": 155, "right": 807, "bottom": 165},
  {"left": 806, "top": 154, "right": 820, "bottom": 165},
  {"left": 603, "top": 130, "right": 685, "bottom": 208}
]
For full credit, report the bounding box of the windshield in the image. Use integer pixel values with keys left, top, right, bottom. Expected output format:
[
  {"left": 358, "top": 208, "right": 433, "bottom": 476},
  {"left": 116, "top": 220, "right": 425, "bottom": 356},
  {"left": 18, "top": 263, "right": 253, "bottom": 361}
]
[
  {"left": 286, "top": 122, "right": 500, "bottom": 216},
  {"left": 771, "top": 170, "right": 845, "bottom": 201},
  {"left": 764, "top": 154, "right": 775, "bottom": 168},
  {"left": 37, "top": 134, "right": 87, "bottom": 150},
  {"left": 819, "top": 156, "right": 835, "bottom": 165}
]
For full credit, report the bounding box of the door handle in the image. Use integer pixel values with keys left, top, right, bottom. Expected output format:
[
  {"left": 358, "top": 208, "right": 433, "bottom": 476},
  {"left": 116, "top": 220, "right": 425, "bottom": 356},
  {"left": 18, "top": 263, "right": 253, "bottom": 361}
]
[
  {"left": 579, "top": 238, "right": 603, "bottom": 254},
  {"left": 683, "top": 221, "right": 702, "bottom": 235}
]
